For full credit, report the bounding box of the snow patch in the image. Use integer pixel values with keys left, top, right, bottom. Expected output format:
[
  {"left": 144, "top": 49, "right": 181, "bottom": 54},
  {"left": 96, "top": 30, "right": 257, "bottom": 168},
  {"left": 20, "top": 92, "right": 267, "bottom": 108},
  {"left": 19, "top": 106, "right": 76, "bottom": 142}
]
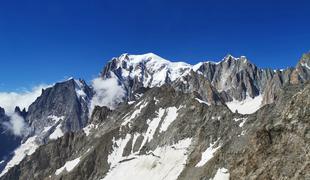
[
  {"left": 42, "top": 125, "right": 53, "bottom": 133},
  {"left": 238, "top": 130, "right": 246, "bottom": 137},
  {"left": 55, "top": 157, "right": 81, "bottom": 175},
  {"left": 103, "top": 138, "right": 192, "bottom": 180},
  {"left": 128, "top": 101, "right": 135, "bottom": 105},
  {"left": 48, "top": 115, "right": 64, "bottom": 123},
  {"left": 226, "top": 95, "right": 263, "bottom": 114},
  {"left": 195, "top": 98, "right": 210, "bottom": 106},
  {"left": 301, "top": 62, "right": 310, "bottom": 70},
  {"left": 122, "top": 101, "right": 148, "bottom": 126},
  {"left": 74, "top": 80, "right": 87, "bottom": 99},
  {"left": 140, "top": 108, "right": 165, "bottom": 148},
  {"left": 49, "top": 123, "right": 63, "bottom": 140},
  {"left": 131, "top": 133, "right": 139, "bottom": 152},
  {"left": 159, "top": 107, "right": 179, "bottom": 133},
  {"left": 153, "top": 97, "right": 159, "bottom": 105},
  {"left": 211, "top": 168, "right": 230, "bottom": 180},
  {"left": 108, "top": 134, "right": 132, "bottom": 169},
  {"left": 0, "top": 136, "right": 39, "bottom": 177},
  {"left": 83, "top": 124, "right": 97, "bottom": 136},
  {"left": 192, "top": 62, "right": 203, "bottom": 71},
  {"left": 41, "top": 115, "right": 64, "bottom": 135},
  {"left": 233, "top": 117, "right": 248, "bottom": 127},
  {"left": 196, "top": 140, "right": 220, "bottom": 167}
]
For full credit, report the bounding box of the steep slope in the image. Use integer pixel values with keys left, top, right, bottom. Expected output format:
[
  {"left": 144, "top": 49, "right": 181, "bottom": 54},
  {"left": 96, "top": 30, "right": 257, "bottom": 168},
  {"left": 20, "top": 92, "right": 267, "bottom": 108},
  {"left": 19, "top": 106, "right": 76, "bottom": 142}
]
[
  {"left": 262, "top": 52, "right": 310, "bottom": 104},
  {"left": 2, "top": 82, "right": 309, "bottom": 180},
  {"left": 0, "top": 85, "right": 240, "bottom": 180},
  {"left": 100, "top": 52, "right": 310, "bottom": 113},
  {"left": 180, "top": 83, "right": 310, "bottom": 180},
  {"left": 172, "top": 70, "right": 224, "bottom": 105},
  {"left": 194, "top": 55, "right": 264, "bottom": 100},
  {"left": 0, "top": 78, "right": 93, "bottom": 177},
  {"left": 291, "top": 52, "right": 310, "bottom": 84},
  {"left": 26, "top": 78, "right": 93, "bottom": 139}
]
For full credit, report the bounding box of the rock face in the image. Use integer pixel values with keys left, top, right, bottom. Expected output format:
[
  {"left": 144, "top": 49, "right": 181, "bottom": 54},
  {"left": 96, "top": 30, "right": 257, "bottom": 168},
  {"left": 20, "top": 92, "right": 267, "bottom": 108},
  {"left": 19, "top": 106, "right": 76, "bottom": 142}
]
[
  {"left": 0, "top": 79, "right": 94, "bottom": 176},
  {"left": 26, "top": 79, "right": 93, "bottom": 140},
  {"left": 1, "top": 82, "right": 309, "bottom": 180},
  {"left": 194, "top": 55, "right": 264, "bottom": 100},
  {"left": 262, "top": 52, "right": 310, "bottom": 104},
  {"left": 293, "top": 52, "right": 310, "bottom": 83},
  {"left": 14, "top": 107, "right": 27, "bottom": 119},
  {"left": 100, "top": 53, "right": 310, "bottom": 106},
  {"left": 172, "top": 70, "right": 224, "bottom": 105},
  {"left": 0, "top": 85, "right": 236, "bottom": 180},
  {"left": 0, "top": 52, "right": 310, "bottom": 179}
]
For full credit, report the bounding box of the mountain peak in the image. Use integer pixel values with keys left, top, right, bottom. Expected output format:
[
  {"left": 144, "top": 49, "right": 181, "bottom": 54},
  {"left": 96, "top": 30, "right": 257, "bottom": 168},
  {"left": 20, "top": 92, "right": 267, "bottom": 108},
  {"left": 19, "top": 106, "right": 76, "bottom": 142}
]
[
  {"left": 299, "top": 52, "right": 310, "bottom": 68},
  {"left": 119, "top": 53, "right": 170, "bottom": 65},
  {"left": 223, "top": 54, "right": 236, "bottom": 60},
  {"left": 222, "top": 54, "right": 249, "bottom": 63}
]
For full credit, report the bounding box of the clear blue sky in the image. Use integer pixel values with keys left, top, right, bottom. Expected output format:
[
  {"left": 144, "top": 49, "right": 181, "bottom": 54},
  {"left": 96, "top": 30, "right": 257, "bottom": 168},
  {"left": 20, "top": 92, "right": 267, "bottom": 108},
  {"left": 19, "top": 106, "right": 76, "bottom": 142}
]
[{"left": 0, "top": 0, "right": 309, "bottom": 91}]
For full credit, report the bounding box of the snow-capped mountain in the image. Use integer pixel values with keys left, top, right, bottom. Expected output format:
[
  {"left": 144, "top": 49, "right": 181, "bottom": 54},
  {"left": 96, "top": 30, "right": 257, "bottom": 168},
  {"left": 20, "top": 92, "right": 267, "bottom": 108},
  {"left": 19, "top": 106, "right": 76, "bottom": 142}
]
[
  {"left": 101, "top": 52, "right": 310, "bottom": 112},
  {"left": 100, "top": 53, "right": 192, "bottom": 100},
  {"left": 0, "top": 52, "right": 309, "bottom": 180}
]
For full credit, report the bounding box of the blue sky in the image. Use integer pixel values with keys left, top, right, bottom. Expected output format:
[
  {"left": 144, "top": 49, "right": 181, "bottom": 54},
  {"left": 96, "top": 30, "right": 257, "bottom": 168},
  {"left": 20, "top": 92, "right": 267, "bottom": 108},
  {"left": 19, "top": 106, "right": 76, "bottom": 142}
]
[{"left": 0, "top": 0, "right": 309, "bottom": 91}]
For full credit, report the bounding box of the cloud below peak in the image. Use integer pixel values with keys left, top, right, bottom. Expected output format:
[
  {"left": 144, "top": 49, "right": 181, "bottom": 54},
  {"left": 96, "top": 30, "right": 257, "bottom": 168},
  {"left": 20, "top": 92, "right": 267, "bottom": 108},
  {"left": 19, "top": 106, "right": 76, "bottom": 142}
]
[
  {"left": 2, "top": 113, "right": 30, "bottom": 137},
  {"left": 90, "top": 77, "right": 126, "bottom": 112},
  {"left": 0, "top": 84, "right": 50, "bottom": 114}
]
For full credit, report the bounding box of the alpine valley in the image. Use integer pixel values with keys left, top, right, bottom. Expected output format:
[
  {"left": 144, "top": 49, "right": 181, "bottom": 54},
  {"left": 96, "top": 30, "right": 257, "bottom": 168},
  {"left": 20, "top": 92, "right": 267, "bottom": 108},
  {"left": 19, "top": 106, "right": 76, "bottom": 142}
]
[{"left": 0, "top": 52, "right": 309, "bottom": 180}]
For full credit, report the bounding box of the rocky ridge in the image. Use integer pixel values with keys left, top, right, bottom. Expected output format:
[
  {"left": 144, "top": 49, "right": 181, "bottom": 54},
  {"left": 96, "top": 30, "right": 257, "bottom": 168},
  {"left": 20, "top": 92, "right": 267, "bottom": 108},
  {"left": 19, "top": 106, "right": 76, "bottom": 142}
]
[
  {"left": 1, "top": 82, "right": 309, "bottom": 180},
  {"left": 0, "top": 52, "right": 309, "bottom": 179},
  {"left": 101, "top": 52, "right": 310, "bottom": 106}
]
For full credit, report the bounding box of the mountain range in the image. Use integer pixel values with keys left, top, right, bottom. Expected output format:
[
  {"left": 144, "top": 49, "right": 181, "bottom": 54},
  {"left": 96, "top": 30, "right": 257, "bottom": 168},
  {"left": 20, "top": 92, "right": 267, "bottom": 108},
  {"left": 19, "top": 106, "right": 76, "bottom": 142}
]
[{"left": 0, "top": 52, "right": 309, "bottom": 180}]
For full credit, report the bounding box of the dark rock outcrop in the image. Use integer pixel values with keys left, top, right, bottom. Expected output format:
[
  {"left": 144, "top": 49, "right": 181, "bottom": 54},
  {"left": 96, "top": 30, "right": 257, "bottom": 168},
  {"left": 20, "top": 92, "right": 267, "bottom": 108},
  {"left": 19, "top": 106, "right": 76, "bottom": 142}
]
[
  {"left": 26, "top": 79, "right": 93, "bottom": 137},
  {"left": 14, "top": 107, "right": 27, "bottom": 119}
]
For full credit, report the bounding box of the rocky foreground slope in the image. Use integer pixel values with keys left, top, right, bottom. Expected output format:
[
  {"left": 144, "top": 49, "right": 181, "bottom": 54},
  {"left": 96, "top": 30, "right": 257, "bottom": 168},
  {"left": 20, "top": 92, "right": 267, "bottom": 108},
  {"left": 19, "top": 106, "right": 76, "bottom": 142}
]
[
  {"left": 0, "top": 52, "right": 309, "bottom": 180},
  {"left": 1, "top": 82, "right": 309, "bottom": 180}
]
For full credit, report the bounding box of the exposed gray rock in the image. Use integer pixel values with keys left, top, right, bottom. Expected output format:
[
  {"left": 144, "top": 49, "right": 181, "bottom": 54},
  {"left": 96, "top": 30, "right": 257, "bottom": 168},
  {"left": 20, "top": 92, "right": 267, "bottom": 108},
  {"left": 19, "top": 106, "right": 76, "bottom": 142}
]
[
  {"left": 172, "top": 70, "right": 225, "bottom": 105},
  {"left": 14, "top": 107, "right": 27, "bottom": 119},
  {"left": 100, "top": 53, "right": 310, "bottom": 107},
  {"left": 2, "top": 82, "right": 309, "bottom": 180},
  {"left": 262, "top": 52, "right": 310, "bottom": 104},
  {"left": 1, "top": 52, "right": 310, "bottom": 180},
  {"left": 26, "top": 79, "right": 93, "bottom": 141},
  {"left": 0, "top": 85, "right": 239, "bottom": 180}
]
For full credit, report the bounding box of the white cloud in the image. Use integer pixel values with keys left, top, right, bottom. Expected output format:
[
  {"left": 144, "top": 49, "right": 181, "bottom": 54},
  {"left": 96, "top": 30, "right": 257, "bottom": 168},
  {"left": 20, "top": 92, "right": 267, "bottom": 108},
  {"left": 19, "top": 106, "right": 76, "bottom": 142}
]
[
  {"left": 0, "top": 84, "right": 49, "bottom": 114},
  {"left": 2, "top": 113, "right": 30, "bottom": 137},
  {"left": 90, "top": 76, "right": 126, "bottom": 112}
]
